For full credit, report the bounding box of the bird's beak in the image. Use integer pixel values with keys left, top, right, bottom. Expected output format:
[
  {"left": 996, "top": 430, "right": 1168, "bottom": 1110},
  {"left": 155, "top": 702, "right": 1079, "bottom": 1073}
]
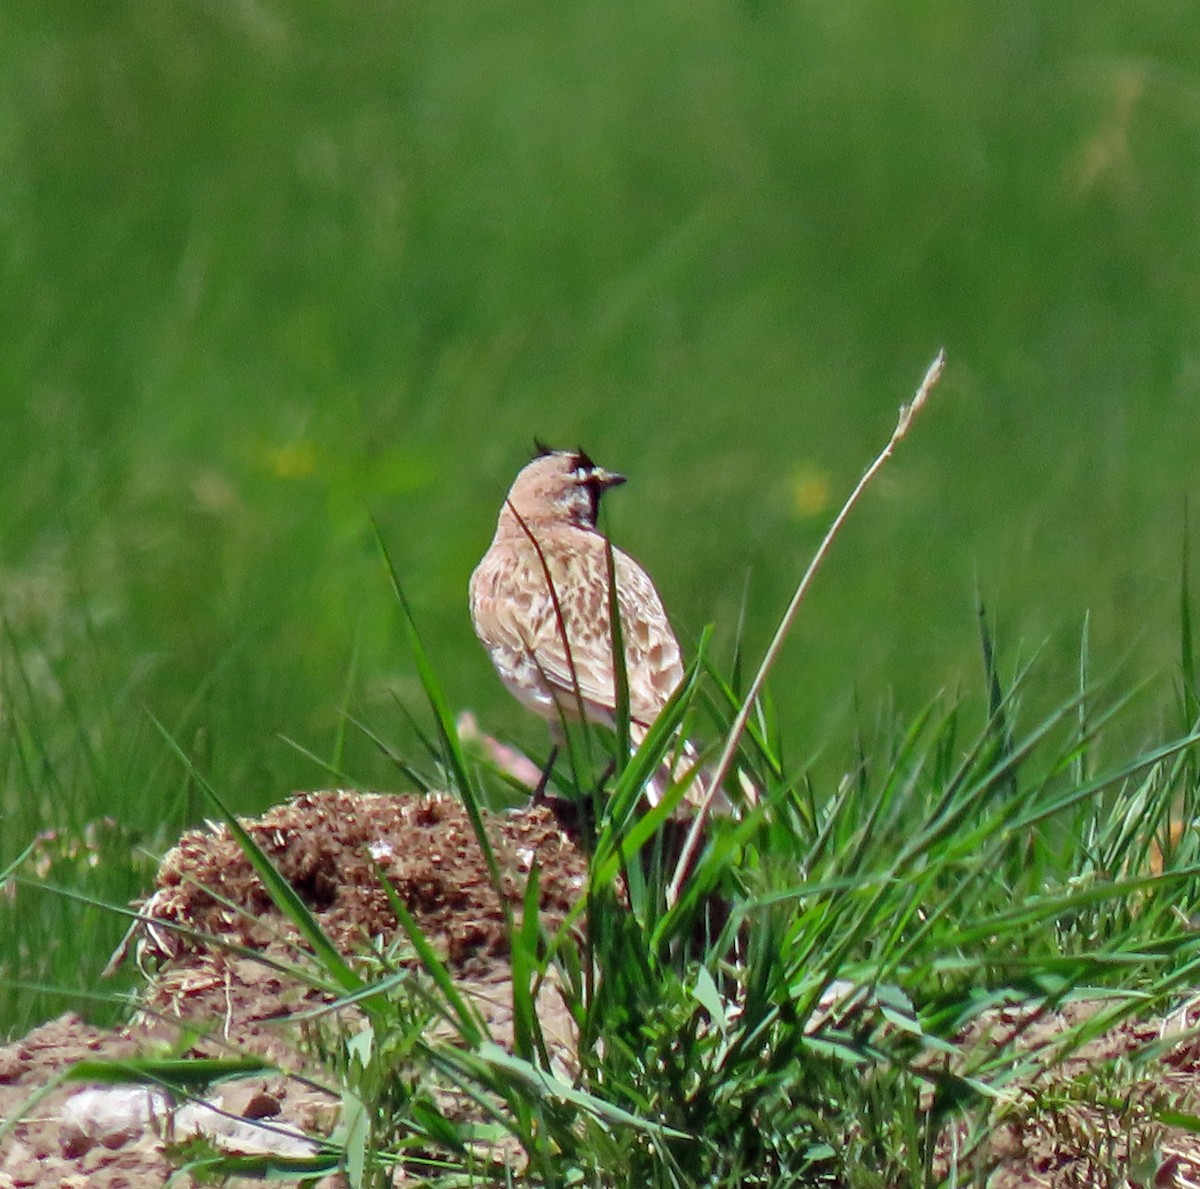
[{"left": 591, "top": 467, "right": 627, "bottom": 490}]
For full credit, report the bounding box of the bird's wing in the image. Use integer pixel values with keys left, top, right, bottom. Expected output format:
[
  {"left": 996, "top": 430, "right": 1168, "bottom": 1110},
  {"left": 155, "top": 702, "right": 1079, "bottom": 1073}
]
[
  {"left": 611, "top": 547, "right": 685, "bottom": 723},
  {"left": 471, "top": 534, "right": 685, "bottom": 726},
  {"left": 471, "top": 540, "right": 615, "bottom": 719}
]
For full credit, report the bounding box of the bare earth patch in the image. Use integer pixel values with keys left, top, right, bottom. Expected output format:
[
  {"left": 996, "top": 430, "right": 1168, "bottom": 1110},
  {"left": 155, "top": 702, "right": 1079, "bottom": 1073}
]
[
  {"left": 3, "top": 788, "right": 1200, "bottom": 1187},
  {"left": 0, "top": 791, "right": 584, "bottom": 1188}
]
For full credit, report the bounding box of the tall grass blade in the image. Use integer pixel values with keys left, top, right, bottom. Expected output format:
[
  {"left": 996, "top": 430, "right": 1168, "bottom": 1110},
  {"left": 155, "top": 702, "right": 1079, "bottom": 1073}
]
[
  {"left": 373, "top": 523, "right": 511, "bottom": 929},
  {"left": 669, "top": 351, "right": 946, "bottom": 902},
  {"left": 170, "top": 1153, "right": 339, "bottom": 1182},
  {"left": 342, "top": 710, "right": 435, "bottom": 792},
  {"left": 503, "top": 499, "right": 594, "bottom": 775},
  {"left": 277, "top": 733, "right": 366, "bottom": 791},
  {"left": 372, "top": 526, "right": 479, "bottom": 803},
  {"left": 1074, "top": 611, "right": 1091, "bottom": 788},
  {"left": 509, "top": 863, "right": 544, "bottom": 1065},
  {"left": 444, "top": 1042, "right": 689, "bottom": 1137},
  {"left": 1183, "top": 498, "right": 1198, "bottom": 730},
  {"left": 976, "top": 595, "right": 1016, "bottom": 801},
  {"left": 0, "top": 842, "right": 33, "bottom": 888},
  {"left": 151, "top": 716, "right": 364, "bottom": 998},
  {"left": 331, "top": 629, "right": 362, "bottom": 774},
  {"left": 605, "top": 536, "right": 631, "bottom": 775},
  {"left": 66, "top": 1056, "right": 275, "bottom": 1086},
  {"left": 593, "top": 640, "right": 709, "bottom": 879},
  {"left": 373, "top": 862, "right": 485, "bottom": 1047}
]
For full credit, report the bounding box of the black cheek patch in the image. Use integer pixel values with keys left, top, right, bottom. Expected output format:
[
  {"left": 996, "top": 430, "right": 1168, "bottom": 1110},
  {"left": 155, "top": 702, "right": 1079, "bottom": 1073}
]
[
  {"left": 571, "top": 446, "right": 597, "bottom": 472},
  {"left": 582, "top": 475, "right": 606, "bottom": 525}
]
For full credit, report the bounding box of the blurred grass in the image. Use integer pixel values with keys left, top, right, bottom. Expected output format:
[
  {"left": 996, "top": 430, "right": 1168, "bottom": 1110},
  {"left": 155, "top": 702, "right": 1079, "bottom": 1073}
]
[{"left": 3, "top": 0, "right": 1200, "bottom": 1033}]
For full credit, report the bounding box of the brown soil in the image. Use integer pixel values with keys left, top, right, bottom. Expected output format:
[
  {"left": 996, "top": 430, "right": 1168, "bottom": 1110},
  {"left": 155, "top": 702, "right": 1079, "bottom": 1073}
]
[
  {"left": 0, "top": 791, "right": 584, "bottom": 1188},
  {"left": 2, "top": 788, "right": 1200, "bottom": 1187}
]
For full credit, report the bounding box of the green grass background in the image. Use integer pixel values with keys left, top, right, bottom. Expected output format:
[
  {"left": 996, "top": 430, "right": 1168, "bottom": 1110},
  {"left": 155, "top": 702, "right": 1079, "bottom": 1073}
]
[{"left": 2, "top": 0, "right": 1200, "bottom": 1034}]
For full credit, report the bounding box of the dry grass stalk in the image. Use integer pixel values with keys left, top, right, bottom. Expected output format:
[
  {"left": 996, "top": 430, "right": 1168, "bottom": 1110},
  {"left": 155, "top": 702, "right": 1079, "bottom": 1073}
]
[{"left": 667, "top": 349, "right": 947, "bottom": 906}]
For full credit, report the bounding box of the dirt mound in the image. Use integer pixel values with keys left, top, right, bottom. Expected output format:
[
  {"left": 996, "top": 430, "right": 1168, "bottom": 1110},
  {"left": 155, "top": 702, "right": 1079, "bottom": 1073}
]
[
  {"left": 0, "top": 790, "right": 585, "bottom": 1188},
  {"left": 141, "top": 789, "right": 584, "bottom": 986},
  {"left": 4, "top": 788, "right": 1200, "bottom": 1187}
]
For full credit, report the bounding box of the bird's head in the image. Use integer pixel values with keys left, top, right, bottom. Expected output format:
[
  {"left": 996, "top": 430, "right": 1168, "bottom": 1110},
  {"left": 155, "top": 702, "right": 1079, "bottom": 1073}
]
[{"left": 499, "top": 444, "right": 627, "bottom": 532}]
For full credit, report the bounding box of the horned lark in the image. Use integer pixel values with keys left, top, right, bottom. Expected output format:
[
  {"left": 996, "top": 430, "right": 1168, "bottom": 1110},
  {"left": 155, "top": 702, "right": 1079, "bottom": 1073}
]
[{"left": 469, "top": 446, "right": 690, "bottom": 796}]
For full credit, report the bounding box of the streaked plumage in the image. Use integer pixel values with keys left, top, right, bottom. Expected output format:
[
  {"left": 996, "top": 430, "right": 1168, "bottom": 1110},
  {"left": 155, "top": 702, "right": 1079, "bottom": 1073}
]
[{"left": 469, "top": 447, "right": 684, "bottom": 754}]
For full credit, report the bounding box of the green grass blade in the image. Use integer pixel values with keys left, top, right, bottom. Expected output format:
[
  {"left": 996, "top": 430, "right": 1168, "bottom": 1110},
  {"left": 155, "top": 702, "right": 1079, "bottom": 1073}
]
[
  {"left": 66, "top": 1056, "right": 274, "bottom": 1087},
  {"left": 976, "top": 594, "right": 1017, "bottom": 801},
  {"left": 373, "top": 861, "right": 485, "bottom": 1047},
  {"left": 0, "top": 841, "right": 34, "bottom": 887},
  {"left": 331, "top": 629, "right": 362, "bottom": 774},
  {"left": 1183, "top": 498, "right": 1198, "bottom": 729},
  {"left": 447, "top": 1041, "right": 690, "bottom": 1138},
  {"left": 509, "top": 863, "right": 545, "bottom": 1066},
  {"left": 605, "top": 536, "right": 632, "bottom": 772},
  {"left": 150, "top": 716, "right": 364, "bottom": 998},
  {"left": 170, "top": 1153, "right": 340, "bottom": 1181},
  {"left": 342, "top": 711, "right": 435, "bottom": 792},
  {"left": 1074, "top": 611, "right": 1091, "bottom": 788},
  {"left": 276, "top": 732, "right": 369, "bottom": 791},
  {"left": 373, "top": 524, "right": 512, "bottom": 929}
]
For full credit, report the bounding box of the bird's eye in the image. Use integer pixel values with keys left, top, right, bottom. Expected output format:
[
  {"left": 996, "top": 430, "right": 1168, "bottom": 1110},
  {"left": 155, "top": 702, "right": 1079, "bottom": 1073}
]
[{"left": 570, "top": 447, "right": 596, "bottom": 474}]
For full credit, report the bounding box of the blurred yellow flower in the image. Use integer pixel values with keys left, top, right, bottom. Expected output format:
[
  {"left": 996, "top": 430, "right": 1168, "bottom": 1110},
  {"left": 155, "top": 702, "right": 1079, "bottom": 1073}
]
[
  {"left": 265, "top": 441, "right": 319, "bottom": 479},
  {"left": 790, "top": 463, "right": 831, "bottom": 520}
]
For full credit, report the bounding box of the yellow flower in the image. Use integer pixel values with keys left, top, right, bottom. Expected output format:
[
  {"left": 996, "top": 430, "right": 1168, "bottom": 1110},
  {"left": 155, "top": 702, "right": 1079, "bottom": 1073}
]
[
  {"left": 790, "top": 463, "right": 831, "bottom": 519},
  {"left": 264, "top": 441, "right": 319, "bottom": 479}
]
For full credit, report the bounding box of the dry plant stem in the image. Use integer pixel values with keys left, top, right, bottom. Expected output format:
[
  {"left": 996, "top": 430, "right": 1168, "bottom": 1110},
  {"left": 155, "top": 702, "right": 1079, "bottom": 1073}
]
[{"left": 667, "top": 349, "right": 947, "bottom": 906}]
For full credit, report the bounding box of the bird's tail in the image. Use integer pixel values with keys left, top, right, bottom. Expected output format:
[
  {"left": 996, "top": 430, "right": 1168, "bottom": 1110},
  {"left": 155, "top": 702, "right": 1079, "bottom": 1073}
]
[{"left": 631, "top": 725, "right": 755, "bottom": 818}]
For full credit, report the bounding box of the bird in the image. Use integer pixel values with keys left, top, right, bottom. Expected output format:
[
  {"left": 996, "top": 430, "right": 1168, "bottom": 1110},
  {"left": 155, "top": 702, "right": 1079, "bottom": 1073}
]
[{"left": 469, "top": 444, "right": 693, "bottom": 803}]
